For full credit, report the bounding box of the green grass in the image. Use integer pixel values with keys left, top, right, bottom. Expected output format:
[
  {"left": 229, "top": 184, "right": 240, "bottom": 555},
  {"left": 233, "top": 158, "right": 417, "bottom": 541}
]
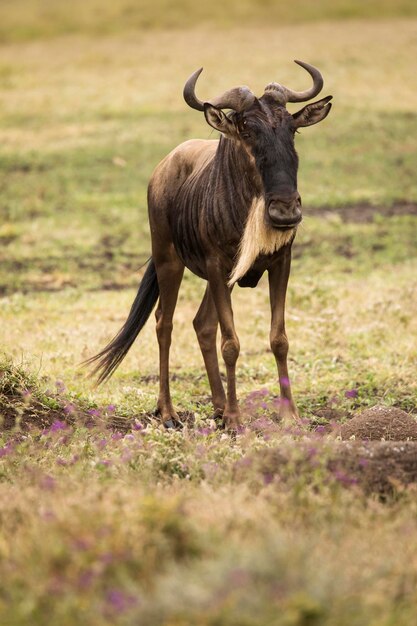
[
  {"left": 1, "top": 106, "right": 416, "bottom": 295},
  {"left": 1, "top": 0, "right": 416, "bottom": 42},
  {"left": 1, "top": 13, "right": 417, "bottom": 626}
]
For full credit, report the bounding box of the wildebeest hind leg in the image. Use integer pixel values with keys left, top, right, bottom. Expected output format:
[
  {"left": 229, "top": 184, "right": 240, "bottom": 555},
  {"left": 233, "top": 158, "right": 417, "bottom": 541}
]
[
  {"left": 154, "top": 254, "right": 185, "bottom": 427},
  {"left": 193, "top": 284, "right": 226, "bottom": 418}
]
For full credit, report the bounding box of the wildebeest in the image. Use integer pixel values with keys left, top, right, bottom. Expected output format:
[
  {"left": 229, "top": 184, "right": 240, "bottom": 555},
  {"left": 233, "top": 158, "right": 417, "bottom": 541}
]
[{"left": 87, "top": 61, "right": 332, "bottom": 429}]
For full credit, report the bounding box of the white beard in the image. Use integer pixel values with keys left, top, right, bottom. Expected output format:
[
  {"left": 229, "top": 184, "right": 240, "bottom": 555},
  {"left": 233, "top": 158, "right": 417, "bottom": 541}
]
[{"left": 228, "top": 197, "right": 297, "bottom": 287}]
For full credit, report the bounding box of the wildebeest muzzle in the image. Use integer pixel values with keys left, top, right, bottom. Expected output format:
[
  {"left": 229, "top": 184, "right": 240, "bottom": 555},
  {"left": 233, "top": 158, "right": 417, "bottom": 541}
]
[{"left": 266, "top": 192, "right": 302, "bottom": 229}]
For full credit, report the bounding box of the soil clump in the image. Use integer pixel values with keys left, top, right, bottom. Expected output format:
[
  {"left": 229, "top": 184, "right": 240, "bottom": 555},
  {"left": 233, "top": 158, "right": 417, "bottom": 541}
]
[{"left": 340, "top": 405, "right": 417, "bottom": 441}]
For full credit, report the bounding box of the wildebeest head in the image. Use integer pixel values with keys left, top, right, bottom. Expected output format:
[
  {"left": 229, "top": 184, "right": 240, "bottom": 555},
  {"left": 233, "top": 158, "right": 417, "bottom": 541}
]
[{"left": 184, "top": 61, "right": 332, "bottom": 230}]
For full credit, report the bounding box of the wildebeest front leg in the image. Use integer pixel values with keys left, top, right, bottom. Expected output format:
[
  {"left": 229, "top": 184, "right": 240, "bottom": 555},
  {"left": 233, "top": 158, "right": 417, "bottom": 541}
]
[
  {"left": 154, "top": 256, "right": 184, "bottom": 427},
  {"left": 193, "top": 284, "right": 226, "bottom": 417},
  {"left": 207, "top": 262, "right": 240, "bottom": 430},
  {"left": 268, "top": 246, "right": 299, "bottom": 425}
]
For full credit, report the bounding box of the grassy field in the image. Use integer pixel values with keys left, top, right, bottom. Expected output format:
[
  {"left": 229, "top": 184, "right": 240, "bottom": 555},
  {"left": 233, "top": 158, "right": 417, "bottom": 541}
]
[{"left": 1, "top": 3, "right": 417, "bottom": 624}]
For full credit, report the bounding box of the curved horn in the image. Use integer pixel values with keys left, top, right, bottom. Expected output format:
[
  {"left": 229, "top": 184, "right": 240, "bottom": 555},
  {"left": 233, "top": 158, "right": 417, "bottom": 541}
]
[
  {"left": 264, "top": 60, "right": 324, "bottom": 105},
  {"left": 183, "top": 68, "right": 256, "bottom": 112},
  {"left": 183, "top": 67, "right": 205, "bottom": 111}
]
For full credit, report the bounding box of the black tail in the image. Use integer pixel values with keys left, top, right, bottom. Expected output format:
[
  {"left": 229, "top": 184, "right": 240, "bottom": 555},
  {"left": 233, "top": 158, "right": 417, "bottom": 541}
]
[{"left": 85, "top": 258, "right": 159, "bottom": 384}]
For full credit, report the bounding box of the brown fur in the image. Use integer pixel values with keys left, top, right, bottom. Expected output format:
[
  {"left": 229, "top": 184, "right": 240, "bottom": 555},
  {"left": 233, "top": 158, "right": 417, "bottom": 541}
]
[{"left": 88, "top": 68, "right": 332, "bottom": 430}]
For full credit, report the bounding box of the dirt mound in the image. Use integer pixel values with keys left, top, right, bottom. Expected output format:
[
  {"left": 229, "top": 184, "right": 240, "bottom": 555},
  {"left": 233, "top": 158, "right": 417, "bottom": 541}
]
[
  {"left": 333, "top": 441, "right": 417, "bottom": 494},
  {"left": 340, "top": 405, "right": 417, "bottom": 441},
  {"left": 250, "top": 439, "right": 417, "bottom": 495}
]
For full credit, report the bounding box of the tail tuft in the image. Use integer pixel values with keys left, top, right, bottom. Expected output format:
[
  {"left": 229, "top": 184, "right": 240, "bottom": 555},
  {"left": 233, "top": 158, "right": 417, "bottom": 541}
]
[{"left": 84, "top": 258, "right": 159, "bottom": 384}]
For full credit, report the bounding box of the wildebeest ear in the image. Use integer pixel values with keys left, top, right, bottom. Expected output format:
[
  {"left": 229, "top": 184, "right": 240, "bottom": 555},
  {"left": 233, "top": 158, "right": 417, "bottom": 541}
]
[
  {"left": 292, "top": 96, "right": 333, "bottom": 128},
  {"left": 204, "top": 103, "right": 236, "bottom": 137}
]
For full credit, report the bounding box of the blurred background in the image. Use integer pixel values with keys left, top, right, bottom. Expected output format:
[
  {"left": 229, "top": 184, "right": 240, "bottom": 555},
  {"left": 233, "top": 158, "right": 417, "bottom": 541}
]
[
  {"left": 1, "top": 0, "right": 416, "bottom": 291},
  {"left": 0, "top": 0, "right": 416, "bottom": 408}
]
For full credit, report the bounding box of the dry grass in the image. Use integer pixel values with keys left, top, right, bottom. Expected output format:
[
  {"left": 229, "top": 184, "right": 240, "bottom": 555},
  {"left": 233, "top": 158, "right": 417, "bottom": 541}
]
[
  {"left": 1, "top": 0, "right": 416, "bottom": 42},
  {"left": 1, "top": 13, "right": 417, "bottom": 625}
]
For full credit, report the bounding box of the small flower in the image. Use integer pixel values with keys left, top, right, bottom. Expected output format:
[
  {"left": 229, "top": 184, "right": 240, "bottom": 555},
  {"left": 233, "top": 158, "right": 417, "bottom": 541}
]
[
  {"left": 105, "top": 589, "right": 138, "bottom": 613},
  {"left": 63, "top": 403, "right": 76, "bottom": 415},
  {"left": 50, "top": 420, "right": 67, "bottom": 432},
  {"left": 333, "top": 469, "right": 358, "bottom": 486},
  {"left": 55, "top": 380, "right": 66, "bottom": 393},
  {"left": 77, "top": 569, "right": 95, "bottom": 589},
  {"left": 0, "top": 443, "right": 13, "bottom": 458},
  {"left": 345, "top": 389, "right": 358, "bottom": 399},
  {"left": 197, "top": 426, "right": 214, "bottom": 436},
  {"left": 40, "top": 474, "right": 56, "bottom": 491}
]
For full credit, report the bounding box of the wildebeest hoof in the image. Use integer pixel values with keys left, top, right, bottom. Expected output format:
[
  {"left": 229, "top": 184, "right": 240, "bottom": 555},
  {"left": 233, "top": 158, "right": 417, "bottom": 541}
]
[{"left": 163, "top": 417, "right": 184, "bottom": 430}]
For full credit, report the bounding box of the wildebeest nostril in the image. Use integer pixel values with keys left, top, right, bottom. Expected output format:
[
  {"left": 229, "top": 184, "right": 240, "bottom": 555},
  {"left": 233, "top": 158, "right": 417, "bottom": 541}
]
[{"left": 268, "top": 198, "right": 302, "bottom": 229}]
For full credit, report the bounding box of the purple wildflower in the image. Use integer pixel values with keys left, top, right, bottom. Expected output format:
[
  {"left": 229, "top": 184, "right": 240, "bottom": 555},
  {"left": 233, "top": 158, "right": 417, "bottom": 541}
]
[
  {"left": 197, "top": 426, "right": 214, "bottom": 436},
  {"left": 105, "top": 589, "right": 138, "bottom": 613},
  {"left": 40, "top": 474, "right": 56, "bottom": 491},
  {"left": 345, "top": 389, "right": 359, "bottom": 399},
  {"left": 100, "top": 552, "right": 115, "bottom": 565},
  {"left": 77, "top": 569, "right": 95, "bottom": 589},
  {"left": 50, "top": 420, "right": 67, "bottom": 432},
  {"left": 333, "top": 469, "right": 358, "bottom": 486},
  {"left": 121, "top": 449, "right": 133, "bottom": 463},
  {"left": 0, "top": 443, "right": 13, "bottom": 458},
  {"left": 72, "top": 537, "right": 91, "bottom": 551},
  {"left": 55, "top": 380, "right": 66, "bottom": 394},
  {"left": 306, "top": 445, "right": 318, "bottom": 459}
]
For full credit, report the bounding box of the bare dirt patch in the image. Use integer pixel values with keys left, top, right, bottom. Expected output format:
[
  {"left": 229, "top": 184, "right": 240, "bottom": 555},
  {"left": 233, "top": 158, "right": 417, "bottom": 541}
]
[{"left": 309, "top": 201, "right": 417, "bottom": 223}]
